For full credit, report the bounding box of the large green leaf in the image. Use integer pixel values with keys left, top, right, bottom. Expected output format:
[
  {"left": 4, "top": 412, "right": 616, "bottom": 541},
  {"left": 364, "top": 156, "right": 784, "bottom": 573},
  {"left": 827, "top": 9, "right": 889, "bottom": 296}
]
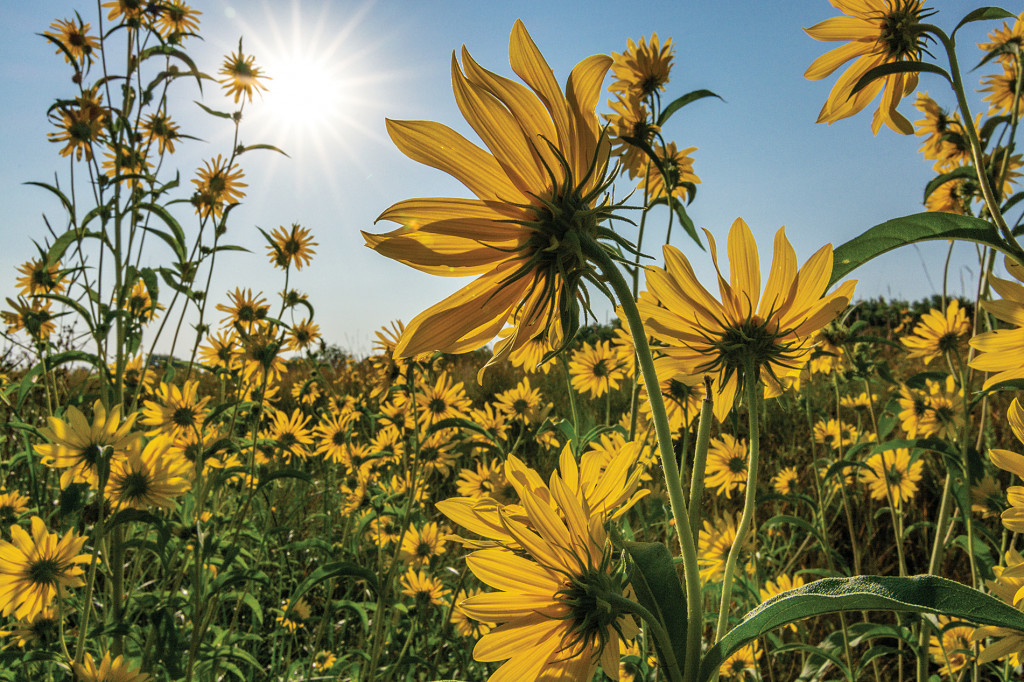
[
  {"left": 851, "top": 61, "right": 951, "bottom": 96},
  {"left": 953, "top": 6, "right": 1016, "bottom": 38},
  {"left": 656, "top": 89, "right": 723, "bottom": 127},
  {"left": 830, "top": 212, "right": 1010, "bottom": 287},
  {"left": 622, "top": 540, "right": 687, "bottom": 680},
  {"left": 697, "top": 575, "right": 1024, "bottom": 681}
]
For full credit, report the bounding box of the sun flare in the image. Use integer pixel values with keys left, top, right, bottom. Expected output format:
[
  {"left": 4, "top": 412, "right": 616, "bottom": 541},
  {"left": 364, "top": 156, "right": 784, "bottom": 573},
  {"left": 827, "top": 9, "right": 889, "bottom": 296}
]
[{"left": 262, "top": 52, "right": 346, "bottom": 137}]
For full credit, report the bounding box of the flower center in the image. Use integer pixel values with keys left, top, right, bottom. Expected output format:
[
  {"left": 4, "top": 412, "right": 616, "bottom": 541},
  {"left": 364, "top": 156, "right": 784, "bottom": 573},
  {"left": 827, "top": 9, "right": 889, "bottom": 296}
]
[
  {"left": 877, "top": 1, "right": 927, "bottom": 59},
  {"left": 28, "top": 558, "right": 62, "bottom": 586}
]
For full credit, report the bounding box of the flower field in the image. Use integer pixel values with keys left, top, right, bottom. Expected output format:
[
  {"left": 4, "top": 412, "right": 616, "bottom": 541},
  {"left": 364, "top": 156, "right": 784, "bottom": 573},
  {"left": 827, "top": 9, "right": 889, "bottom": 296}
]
[{"left": 3, "top": 1, "right": 1024, "bottom": 681}]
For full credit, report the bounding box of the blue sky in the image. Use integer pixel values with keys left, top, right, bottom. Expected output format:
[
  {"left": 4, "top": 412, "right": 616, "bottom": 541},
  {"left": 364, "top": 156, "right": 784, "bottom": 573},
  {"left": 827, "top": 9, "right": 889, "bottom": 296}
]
[{"left": 0, "top": 0, "right": 1003, "bottom": 356}]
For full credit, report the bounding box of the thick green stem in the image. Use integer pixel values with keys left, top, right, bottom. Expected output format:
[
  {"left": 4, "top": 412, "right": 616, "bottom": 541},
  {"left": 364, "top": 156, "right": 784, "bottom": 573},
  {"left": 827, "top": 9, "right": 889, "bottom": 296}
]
[
  {"left": 582, "top": 239, "right": 702, "bottom": 682},
  {"left": 714, "top": 361, "right": 761, "bottom": 643},
  {"left": 606, "top": 592, "right": 684, "bottom": 682},
  {"left": 688, "top": 384, "right": 714, "bottom": 543}
]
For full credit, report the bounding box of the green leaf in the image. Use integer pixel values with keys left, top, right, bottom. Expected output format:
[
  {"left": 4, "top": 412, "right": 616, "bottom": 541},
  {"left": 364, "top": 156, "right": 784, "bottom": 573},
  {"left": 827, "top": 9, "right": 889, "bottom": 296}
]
[
  {"left": 236, "top": 143, "right": 290, "bottom": 158},
  {"left": 195, "top": 101, "right": 233, "bottom": 119},
  {"left": 622, "top": 540, "right": 687, "bottom": 676},
  {"left": 656, "top": 89, "right": 723, "bottom": 127},
  {"left": 24, "top": 181, "right": 73, "bottom": 214},
  {"left": 289, "top": 561, "right": 379, "bottom": 606},
  {"left": 697, "top": 575, "right": 1024, "bottom": 681},
  {"left": 651, "top": 197, "right": 703, "bottom": 250},
  {"left": 17, "top": 351, "right": 103, "bottom": 409},
  {"left": 851, "top": 61, "right": 952, "bottom": 96},
  {"left": 255, "top": 468, "right": 313, "bottom": 490},
  {"left": 953, "top": 7, "right": 1016, "bottom": 37},
  {"left": 830, "top": 212, "right": 1010, "bottom": 287}
]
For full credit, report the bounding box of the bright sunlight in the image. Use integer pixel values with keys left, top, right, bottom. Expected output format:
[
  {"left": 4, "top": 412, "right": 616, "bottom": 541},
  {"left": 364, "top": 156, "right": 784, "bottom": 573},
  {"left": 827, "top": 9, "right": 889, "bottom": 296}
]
[{"left": 262, "top": 52, "right": 346, "bottom": 137}]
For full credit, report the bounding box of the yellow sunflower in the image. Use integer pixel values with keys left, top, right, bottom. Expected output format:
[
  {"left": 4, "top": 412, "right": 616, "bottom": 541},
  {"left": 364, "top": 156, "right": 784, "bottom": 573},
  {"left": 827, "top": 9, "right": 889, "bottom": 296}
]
[
  {"left": 913, "top": 93, "right": 973, "bottom": 172},
  {"left": 192, "top": 155, "right": 246, "bottom": 220},
  {"left": 266, "top": 223, "right": 318, "bottom": 271},
  {"left": 73, "top": 652, "right": 151, "bottom": 682},
  {"left": 978, "top": 12, "right": 1023, "bottom": 67},
  {"left": 698, "top": 513, "right": 749, "bottom": 584},
  {"left": 0, "top": 606, "right": 59, "bottom": 648},
  {"left": 3, "top": 297, "right": 56, "bottom": 342},
  {"left": 451, "top": 586, "right": 494, "bottom": 638},
  {"left": 140, "top": 381, "right": 210, "bottom": 440},
  {"left": 48, "top": 98, "right": 106, "bottom": 162},
  {"left": 637, "top": 141, "right": 700, "bottom": 202},
  {"left": 276, "top": 598, "right": 311, "bottom": 632},
  {"left": 412, "top": 372, "right": 472, "bottom": 430},
  {"left": 101, "top": 144, "right": 150, "bottom": 184},
  {"left": 456, "top": 484, "right": 639, "bottom": 680},
  {"left": 154, "top": 1, "right": 201, "bottom": 39},
  {"left": 0, "top": 516, "right": 90, "bottom": 620},
  {"left": 604, "top": 93, "right": 659, "bottom": 179},
  {"left": 106, "top": 436, "right": 190, "bottom": 511},
  {"left": 493, "top": 377, "right": 545, "bottom": 423},
  {"left": 44, "top": 18, "right": 99, "bottom": 65},
  {"left": 198, "top": 330, "right": 239, "bottom": 371},
  {"left": 569, "top": 340, "right": 625, "bottom": 399},
  {"left": 0, "top": 491, "right": 30, "bottom": 525},
  {"left": 639, "top": 217, "right": 856, "bottom": 413},
  {"left": 719, "top": 642, "right": 762, "bottom": 680},
  {"left": 859, "top": 448, "right": 924, "bottom": 506},
  {"left": 141, "top": 112, "right": 180, "bottom": 155},
  {"left": 364, "top": 21, "right": 619, "bottom": 368},
  {"left": 15, "top": 259, "right": 64, "bottom": 298},
  {"left": 704, "top": 434, "right": 748, "bottom": 499},
  {"left": 264, "top": 408, "right": 314, "bottom": 463},
  {"left": 400, "top": 568, "right": 449, "bottom": 609},
  {"left": 399, "top": 522, "right": 448, "bottom": 568},
  {"left": 804, "top": 0, "right": 934, "bottom": 134},
  {"left": 926, "top": 176, "right": 972, "bottom": 214},
  {"left": 760, "top": 574, "right": 806, "bottom": 633},
  {"left": 35, "top": 401, "right": 137, "bottom": 489},
  {"left": 772, "top": 466, "right": 800, "bottom": 496},
  {"left": 928, "top": 616, "right": 978, "bottom": 677},
  {"left": 901, "top": 299, "right": 970, "bottom": 363},
  {"left": 609, "top": 34, "right": 674, "bottom": 99},
  {"left": 981, "top": 63, "right": 1023, "bottom": 117},
  {"left": 219, "top": 45, "right": 269, "bottom": 103},
  {"left": 456, "top": 459, "right": 514, "bottom": 503}
]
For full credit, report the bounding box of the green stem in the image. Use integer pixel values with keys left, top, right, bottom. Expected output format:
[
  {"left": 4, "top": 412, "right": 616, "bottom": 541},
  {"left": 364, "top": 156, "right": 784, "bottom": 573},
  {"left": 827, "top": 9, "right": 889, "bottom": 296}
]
[
  {"left": 688, "top": 381, "right": 713, "bottom": 544},
  {"left": 605, "top": 592, "right": 683, "bottom": 682},
  {"left": 582, "top": 238, "right": 702, "bottom": 682},
  {"left": 714, "top": 360, "right": 761, "bottom": 643}
]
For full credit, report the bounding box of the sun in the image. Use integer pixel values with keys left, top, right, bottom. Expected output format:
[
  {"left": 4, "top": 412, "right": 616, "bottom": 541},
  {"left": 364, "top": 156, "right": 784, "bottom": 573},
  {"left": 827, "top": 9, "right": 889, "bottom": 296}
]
[{"left": 262, "top": 51, "right": 346, "bottom": 137}]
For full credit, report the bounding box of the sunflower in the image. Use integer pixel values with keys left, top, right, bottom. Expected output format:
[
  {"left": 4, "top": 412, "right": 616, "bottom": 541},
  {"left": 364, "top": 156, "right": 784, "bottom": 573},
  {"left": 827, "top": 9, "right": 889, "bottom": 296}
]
[
  {"left": 101, "top": 144, "right": 150, "bottom": 184},
  {"left": 978, "top": 12, "right": 1023, "bottom": 66},
  {"left": 44, "top": 18, "right": 99, "bottom": 65},
  {"left": 493, "top": 377, "right": 545, "bottom": 424},
  {"left": 0, "top": 491, "right": 30, "bottom": 526},
  {"left": 364, "top": 21, "right": 620, "bottom": 369},
  {"left": 154, "top": 1, "right": 201, "bottom": 39},
  {"left": 192, "top": 155, "right": 246, "bottom": 220},
  {"left": 605, "top": 93, "right": 660, "bottom": 179},
  {"left": 141, "top": 112, "right": 180, "bottom": 155},
  {"left": 569, "top": 340, "right": 626, "bottom": 399},
  {"left": 36, "top": 401, "right": 137, "bottom": 489},
  {"left": 125, "top": 278, "right": 162, "bottom": 322},
  {"left": 698, "top": 513, "right": 748, "bottom": 584},
  {"left": 927, "top": 616, "right": 977, "bottom": 677},
  {"left": 276, "top": 598, "right": 310, "bottom": 632},
  {"left": 119, "top": 354, "right": 158, "bottom": 398},
  {"left": 412, "top": 373, "right": 472, "bottom": 430},
  {"left": 804, "top": 0, "right": 935, "bottom": 134},
  {"left": 313, "top": 414, "right": 351, "bottom": 463},
  {"left": 267, "top": 223, "right": 317, "bottom": 270},
  {"left": 367, "top": 514, "right": 402, "bottom": 547},
  {"left": 637, "top": 141, "right": 700, "bottom": 202},
  {"left": 901, "top": 299, "right": 970, "bottom": 363},
  {"left": 287, "top": 319, "right": 321, "bottom": 352},
  {"left": 704, "top": 434, "right": 748, "bottom": 499},
  {"left": 982, "top": 63, "right": 1023, "bottom": 117},
  {"left": 0, "top": 516, "right": 90, "bottom": 620},
  {"left": 2, "top": 298, "right": 56, "bottom": 342},
  {"left": 399, "top": 522, "right": 447, "bottom": 568},
  {"left": 813, "top": 418, "right": 862, "bottom": 450},
  {"left": 198, "top": 330, "right": 239, "bottom": 371},
  {"left": 970, "top": 473, "right": 1003, "bottom": 519},
  {"left": 264, "top": 408, "right": 314, "bottom": 463},
  {"left": 719, "top": 642, "right": 762, "bottom": 680},
  {"left": 860, "top": 448, "right": 923, "bottom": 506},
  {"left": 456, "top": 460, "right": 514, "bottom": 503},
  {"left": 609, "top": 34, "right": 674, "bottom": 99},
  {"left": 467, "top": 404, "right": 510, "bottom": 452},
  {"left": 216, "top": 288, "right": 269, "bottom": 332},
  {"left": 913, "top": 93, "right": 973, "bottom": 172},
  {"left": 106, "top": 436, "right": 190, "bottom": 511},
  {"left": 455, "top": 484, "right": 639, "bottom": 680},
  {"left": 505, "top": 326, "right": 558, "bottom": 374},
  {"left": 772, "top": 467, "right": 800, "bottom": 496},
  {"left": 219, "top": 46, "right": 269, "bottom": 103},
  {"left": 400, "top": 568, "right": 449, "bottom": 609},
  {"left": 639, "top": 218, "right": 856, "bottom": 412},
  {"left": 141, "top": 381, "right": 210, "bottom": 440},
  {"left": 102, "top": 0, "right": 148, "bottom": 25},
  {"left": 921, "top": 375, "right": 964, "bottom": 440},
  {"left": 15, "top": 259, "right": 64, "bottom": 298},
  {"left": 312, "top": 650, "right": 338, "bottom": 673},
  {"left": 926, "top": 177, "right": 973, "bottom": 214},
  {"left": 73, "top": 652, "right": 151, "bottom": 682},
  {"left": 0, "top": 607, "right": 59, "bottom": 648},
  {"left": 48, "top": 99, "right": 106, "bottom": 162},
  {"left": 638, "top": 362, "right": 708, "bottom": 429}
]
